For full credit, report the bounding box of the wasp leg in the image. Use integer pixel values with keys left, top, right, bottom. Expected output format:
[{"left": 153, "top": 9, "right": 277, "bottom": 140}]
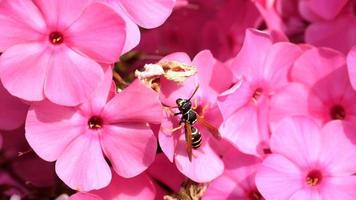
[{"left": 174, "top": 112, "right": 182, "bottom": 116}]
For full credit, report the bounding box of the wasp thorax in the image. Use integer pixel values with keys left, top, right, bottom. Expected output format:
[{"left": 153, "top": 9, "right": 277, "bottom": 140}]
[
  {"left": 88, "top": 116, "right": 103, "bottom": 130},
  {"left": 306, "top": 170, "right": 322, "bottom": 186},
  {"left": 49, "top": 31, "right": 64, "bottom": 45}
]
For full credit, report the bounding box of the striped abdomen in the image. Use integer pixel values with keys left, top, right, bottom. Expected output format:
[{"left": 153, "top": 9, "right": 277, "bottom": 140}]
[{"left": 191, "top": 127, "right": 202, "bottom": 149}]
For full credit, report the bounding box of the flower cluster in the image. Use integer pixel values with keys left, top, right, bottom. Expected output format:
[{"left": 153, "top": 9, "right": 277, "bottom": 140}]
[{"left": 0, "top": 0, "right": 355, "bottom": 200}]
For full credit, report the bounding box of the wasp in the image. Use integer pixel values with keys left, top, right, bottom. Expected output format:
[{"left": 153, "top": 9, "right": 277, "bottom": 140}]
[{"left": 164, "top": 85, "right": 221, "bottom": 161}]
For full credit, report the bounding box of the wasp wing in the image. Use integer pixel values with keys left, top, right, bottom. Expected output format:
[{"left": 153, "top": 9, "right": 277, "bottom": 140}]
[
  {"left": 184, "top": 123, "right": 193, "bottom": 161},
  {"left": 197, "top": 115, "right": 221, "bottom": 140}
]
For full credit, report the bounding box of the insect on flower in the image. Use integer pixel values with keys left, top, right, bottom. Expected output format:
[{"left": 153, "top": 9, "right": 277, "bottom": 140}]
[{"left": 163, "top": 85, "right": 221, "bottom": 161}]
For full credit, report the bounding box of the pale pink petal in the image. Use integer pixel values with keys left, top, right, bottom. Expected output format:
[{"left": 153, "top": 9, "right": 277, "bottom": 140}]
[
  {"left": 25, "top": 101, "right": 86, "bottom": 161},
  {"left": 33, "top": 0, "right": 91, "bottom": 30},
  {"left": 292, "top": 47, "right": 346, "bottom": 87},
  {"left": 321, "top": 176, "right": 356, "bottom": 200},
  {"left": 56, "top": 132, "right": 111, "bottom": 191},
  {"left": 67, "top": 2, "right": 126, "bottom": 63},
  {"left": 271, "top": 116, "right": 321, "bottom": 167},
  {"left": 70, "top": 193, "right": 101, "bottom": 200},
  {"left": 347, "top": 46, "right": 356, "bottom": 90},
  {"left": 289, "top": 189, "right": 321, "bottom": 200},
  {"left": 0, "top": 82, "right": 29, "bottom": 130},
  {"left": 45, "top": 46, "right": 104, "bottom": 106},
  {"left": 305, "top": 16, "right": 356, "bottom": 54},
  {"left": 319, "top": 121, "right": 356, "bottom": 175},
  {"left": 203, "top": 175, "right": 245, "bottom": 200},
  {"left": 160, "top": 76, "right": 197, "bottom": 106},
  {"left": 308, "top": 0, "right": 348, "bottom": 20},
  {"left": 255, "top": 154, "right": 303, "bottom": 200},
  {"left": 0, "top": 43, "right": 49, "bottom": 101},
  {"left": 193, "top": 50, "right": 233, "bottom": 104},
  {"left": 230, "top": 29, "right": 272, "bottom": 81},
  {"left": 0, "top": 0, "right": 46, "bottom": 51},
  {"left": 263, "top": 42, "right": 301, "bottom": 89},
  {"left": 118, "top": 0, "right": 175, "bottom": 28},
  {"left": 101, "top": 124, "right": 157, "bottom": 178},
  {"left": 92, "top": 173, "right": 156, "bottom": 200},
  {"left": 160, "top": 52, "right": 192, "bottom": 64},
  {"left": 174, "top": 132, "right": 224, "bottom": 183},
  {"left": 269, "top": 83, "right": 310, "bottom": 131},
  {"left": 103, "top": 80, "right": 162, "bottom": 124}
]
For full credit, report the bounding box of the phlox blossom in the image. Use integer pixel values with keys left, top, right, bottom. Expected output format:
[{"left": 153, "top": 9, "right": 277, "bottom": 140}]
[
  {"left": 159, "top": 50, "right": 233, "bottom": 182},
  {"left": 0, "top": 0, "right": 126, "bottom": 106},
  {"left": 25, "top": 69, "right": 162, "bottom": 191},
  {"left": 256, "top": 117, "right": 356, "bottom": 199},
  {"left": 218, "top": 29, "right": 301, "bottom": 157}
]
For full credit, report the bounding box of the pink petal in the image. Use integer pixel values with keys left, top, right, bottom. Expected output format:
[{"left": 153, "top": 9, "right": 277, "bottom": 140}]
[
  {"left": 33, "top": 0, "right": 91, "bottom": 30},
  {"left": 0, "top": 43, "right": 49, "bottom": 101},
  {"left": 255, "top": 154, "right": 303, "bottom": 200},
  {"left": 160, "top": 76, "right": 197, "bottom": 106},
  {"left": 308, "top": 0, "right": 348, "bottom": 20},
  {"left": 118, "top": 0, "right": 175, "bottom": 28},
  {"left": 292, "top": 47, "right": 346, "bottom": 87},
  {"left": 319, "top": 121, "right": 356, "bottom": 175},
  {"left": 70, "top": 193, "right": 101, "bottom": 200},
  {"left": 92, "top": 173, "right": 156, "bottom": 200},
  {"left": 25, "top": 101, "right": 85, "bottom": 161},
  {"left": 67, "top": 2, "right": 126, "bottom": 63},
  {"left": 347, "top": 46, "right": 356, "bottom": 90},
  {"left": 44, "top": 46, "right": 104, "bottom": 106},
  {"left": 56, "top": 132, "right": 111, "bottom": 191},
  {"left": 0, "top": 0, "right": 46, "bottom": 51},
  {"left": 230, "top": 29, "right": 272, "bottom": 80},
  {"left": 0, "top": 82, "right": 29, "bottom": 130},
  {"left": 289, "top": 189, "right": 321, "bottom": 200},
  {"left": 271, "top": 116, "right": 321, "bottom": 167},
  {"left": 104, "top": 80, "right": 162, "bottom": 124},
  {"left": 160, "top": 52, "right": 192, "bottom": 64},
  {"left": 203, "top": 175, "right": 245, "bottom": 200},
  {"left": 321, "top": 176, "right": 356, "bottom": 200},
  {"left": 263, "top": 42, "right": 301, "bottom": 89},
  {"left": 193, "top": 50, "right": 233, "bottom": 104},
  {"left": 101, "top": 124, "right": 157, "bottom": 178},
  {"left": 305, "top": 16, "right": 356, "bottom": 54},
  {"left": 174, "top": 132, "right": 224, "bottom": 183}
]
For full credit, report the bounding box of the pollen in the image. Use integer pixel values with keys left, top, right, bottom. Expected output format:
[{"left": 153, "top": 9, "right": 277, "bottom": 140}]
[
  {"left": 49, "top": 31, "right": 64, "bottom": 45},
  {"left": 329, "top": 104, "right": 346, "bottom": 120},
  {"left": 306, "top": 170, "right": 322, "bottom": 186},
  {"left": 88, "top": 116, "right": 103, "bottom": 130},
  {"left": 252, "top": 88, "right": 263, "bottom": 102}
]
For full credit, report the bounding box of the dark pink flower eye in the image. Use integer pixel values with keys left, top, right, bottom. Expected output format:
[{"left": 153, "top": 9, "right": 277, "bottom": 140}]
[
  {"left": 248, "top": 190, "right": 264, "bottom": 200},
  {"left": 252, "top": 87, "right": 263, "bottom": 101},
  {"left": 49, "top": 31, "right": 64, "bottom": 45},
  {"left": 88, "top": 116, "right": 103, "bottom": 130},
  {"left": 306, "top": 170, "right": 323, "bottom": 186},
  {"left": 329, "top": 104, "right": 346, "bottom": 120}
]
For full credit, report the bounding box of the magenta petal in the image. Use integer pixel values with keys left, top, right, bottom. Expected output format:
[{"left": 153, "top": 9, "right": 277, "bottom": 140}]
[
  {"left": 174, "top": 133, "right": 224, "bottom": 183},
  {"left": 160, "top": 76, "right": 197, "bottom": 106},
  {"left": 347, "top": 46, "right": 356, "bottom": 90},
  {"left": 101, "top": 124, "right": 157, "bottom": 178},
  {"left": 255, "top": 154, "right": 303, "bottom": 200},
  {"left": 160, "top": 52, "right": 192, "bottom": 64},
  {"left": 44, "top": 46, "right": 104, "bottom": 106},
  {"left": 271, "top": 116, "right": 321, "bottom": 167},
  {"left": 25, "top": 101, "right": 85, "bottom": 161},
  {"left": 0, "top": 0, "right": 46, "bottom": 51},
  {"left": 92, "top": 173, "right": 156, "bottom": 200},
  {"left": 118, "top": 0, "right": 175, "bottom": 28},
  {"left": 104, "top": 80, "right": 162, "bottom": 124},
  {"left": 0, "top": 43, "right": 49, "bottom": 101},
  {"left": 56, "top": 132, "right": 111, "bottom": 191},
  {"left": 67, "top": 2, "right": 126, "bottom": 63},
  {"left": 308, "top": 0, "right": 348, "bottom": 20},
  {"left": 70, "top": 193, "right": 101, "bottom": 200},
  {"left": 0, "top": 82, "right": 29, "bottom": 130}
]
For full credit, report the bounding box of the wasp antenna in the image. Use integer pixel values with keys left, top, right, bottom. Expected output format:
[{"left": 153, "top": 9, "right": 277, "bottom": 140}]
[
  {"left": 188, "top": 85, "right": 200, "bottom": 101},
  {"left": 161, "top": 102, "right": 178, "bottom": 108}
]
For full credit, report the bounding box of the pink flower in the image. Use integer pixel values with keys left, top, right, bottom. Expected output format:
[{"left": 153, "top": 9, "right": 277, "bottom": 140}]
[
  {"left": 69, "top": 172, "right": 156, "bottom": 200},
  {"left": 159, "top": 50, "right": 232, "bottom": 182},
  {"left": 0, "top": 82, "right": 28, "bottom": 130},
  {"left": 347, "top": 45, "right": 356, "bottom": 90},
  {"left": 0, "top": 0, "right": 126, "bottom": 106},
  {"left": 270, "top": 47, "right": 356, "bottom": 130},
  {"left": 25, "top": 69, "right": 162, "bottom": 191},
  {"left": 103, "top": 0, "right": 175, "bottom": 53},
  {"left": 218, "top": 29, "right": 301, "bottom": 157},
  {"left": 203, "top": 147, "right": 263, "bottom": 200},
  {"left": 256, "top": 117, "right": 356, "bottom": 199}
]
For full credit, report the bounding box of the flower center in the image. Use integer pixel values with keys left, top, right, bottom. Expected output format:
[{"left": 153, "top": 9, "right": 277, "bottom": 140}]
[
  {"left": 49, "top": 31, "right": 64, "bottom": 45},
  {"left": 252, "top": 88, "right": 263, "bottom": 102},
  {"left": 248, "top": 190, "right": 264, "bottom": 200},
  {"left": 306, "top": 170, "right": 322, "bottom": 186},
  {"left": 329, "top": 104, "right": 346, "bottom": 120},
  {"left": 88, "top": 116, "right": 103, "bottom": 130}
]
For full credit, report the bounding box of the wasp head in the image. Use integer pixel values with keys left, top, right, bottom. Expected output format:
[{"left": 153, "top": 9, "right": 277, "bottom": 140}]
[{"left": 176, "top": 98, "right": 192, "bottom": 113}]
